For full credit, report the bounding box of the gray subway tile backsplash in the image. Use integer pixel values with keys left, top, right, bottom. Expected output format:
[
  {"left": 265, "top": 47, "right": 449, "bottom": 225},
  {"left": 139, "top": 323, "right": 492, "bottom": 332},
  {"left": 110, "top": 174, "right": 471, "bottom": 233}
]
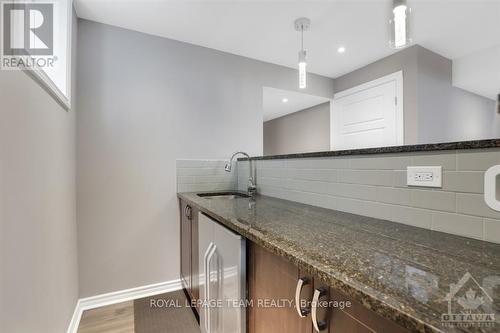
[
  {"left": 176, "top": 150, "right": 500, "bottom": 244},
  {"left": 410, "top": 151, "right": 457, "bottom": 170},
  {"left": 338, "top": 169, "right": 395, "bottom": 186},
  {"left": 409, "top": 189, "right": 456, "bottom": 212},
  {"left": 484, "top": 218, "right": 500, "bottom": 243},
  {"left": 286, "top": 168, "right": 338, "bottom": 182},
  {"left": 393, "top": 170, "right": 408, "bottom": 188},
  {"left": 326, "top": 183, "right": 378, "bottom": 201},
  {"left": 456, "top": 193, "right": 500, "bottom": 220},
  {"left": 349, "top": 154, "right": 411, "bottom": 170},
  {"left": 285, "top": 179, "right": 329, "bottom": 194},
  {"left": 375, "top": 187, "right": 412, "bottom": 206},
  {"left": 176, "top": 159, "right": 237, "bottom": 193},
  {"left": 456, "top": 149, "right": 500, "bottom": 171},
  {"left": 442, "top": 171, "right": 484, "bottom": 193},
  {"left": 285, "top": 157, "right": 349, "bottom": 169},
  {"left": 431, "top": 212, "right": 483, "bottom": 240},
  {"left": 391, "top": 206, "right": 433, "bottom": 229},
  {"left": 236, "top": 149, "right": 500, "bottom": 244},
  {"left": 259, "top": 167, "right": 287, "bottom": 179}
]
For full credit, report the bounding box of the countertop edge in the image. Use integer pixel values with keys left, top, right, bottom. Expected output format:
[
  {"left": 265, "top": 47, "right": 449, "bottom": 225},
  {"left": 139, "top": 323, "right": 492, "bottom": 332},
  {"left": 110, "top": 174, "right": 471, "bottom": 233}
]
[
  {"left": 237, "top": 138, "right": 500, "bottom": 161},
  {"left": 177, "top": 192, "right": 446, "bottom": 333}
]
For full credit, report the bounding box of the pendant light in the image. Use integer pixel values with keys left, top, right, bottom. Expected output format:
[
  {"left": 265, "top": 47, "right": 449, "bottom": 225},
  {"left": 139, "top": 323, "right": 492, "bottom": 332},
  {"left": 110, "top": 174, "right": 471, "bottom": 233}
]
[
  {"left": 389, "top": 0, "right": 411, "bottom": 49},
  {"left": 294, "top": 18, "right": 310, "bottom": 89}
]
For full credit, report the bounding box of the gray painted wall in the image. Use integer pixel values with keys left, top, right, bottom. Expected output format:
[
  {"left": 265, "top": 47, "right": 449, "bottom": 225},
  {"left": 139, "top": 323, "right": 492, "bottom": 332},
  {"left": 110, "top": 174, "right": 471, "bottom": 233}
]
[
  {"left": 263, "top": 102, "right": 330, "bottom": 155},
  {"left": 76, "top": 19, "right": 334, "bottom": 297},
  {"left": 333, "top": 45, "right": 498, "bottom": 145},
  {"left": 0, "top": 12, "right": 79, "bottom": 333},
  {"left": 416, "top": 46, "right": 498, "bottom": 143}
]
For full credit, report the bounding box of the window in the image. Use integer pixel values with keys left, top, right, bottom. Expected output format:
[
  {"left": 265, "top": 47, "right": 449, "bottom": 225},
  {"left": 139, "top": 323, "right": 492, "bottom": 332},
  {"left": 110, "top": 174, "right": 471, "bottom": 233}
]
[
  {"left": 2, "top": 0, "right": 73, "bottom": 108},
  {"left": 34, "top": 0, "right": 72, "bottom": 108}
]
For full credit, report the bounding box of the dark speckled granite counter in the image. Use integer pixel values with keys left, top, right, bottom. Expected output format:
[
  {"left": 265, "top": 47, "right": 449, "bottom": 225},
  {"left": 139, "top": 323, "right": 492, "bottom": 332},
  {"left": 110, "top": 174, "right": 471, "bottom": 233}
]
[
  {"left": 178, "top": 191, "right": 500, "bottom": 333},
  {"left": 237, "top": 139, "right": 500, "bottom": 161}
]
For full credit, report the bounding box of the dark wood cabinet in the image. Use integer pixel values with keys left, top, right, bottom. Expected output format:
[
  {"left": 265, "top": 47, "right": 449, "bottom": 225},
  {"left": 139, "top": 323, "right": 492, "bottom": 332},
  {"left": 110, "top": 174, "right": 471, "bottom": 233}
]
[
  {"left": 248, "top": 243, "right": 312, "bottom": 333},
  {"left": 181, "top": 205, "right": 412, "bottom": 332},
  {"left": 248, "top": 242, "right": 409, "bottom": 333},
  {"left": 180, "top": 200, "right": 191, "bottom": 292},
  {"left": 327, "top": 288, "right": 410, "bottom": 333},
  {"left": 179, "top": 199, "right": 199, "bottom": 307},
  {"left": 190, "top": 208, "right": 199, "bottom": 303}
]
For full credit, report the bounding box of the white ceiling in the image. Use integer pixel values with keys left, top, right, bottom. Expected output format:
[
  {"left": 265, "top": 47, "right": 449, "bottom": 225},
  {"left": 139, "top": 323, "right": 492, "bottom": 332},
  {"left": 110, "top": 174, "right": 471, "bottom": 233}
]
[
  {"left": 74, "top": 0, "right": 500, "bottom": 79},
  {"left": 263, "top": 87, "right": 330, "bottom": 121}
]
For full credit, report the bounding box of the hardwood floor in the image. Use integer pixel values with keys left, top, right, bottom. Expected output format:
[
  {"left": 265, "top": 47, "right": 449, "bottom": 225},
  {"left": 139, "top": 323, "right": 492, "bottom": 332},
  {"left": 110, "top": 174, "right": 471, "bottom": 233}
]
[
  {"left": 77, "top": 290, "right": 199, "bottom": 333},
  {"left": 78, "top": 301, "right": 134, "bottom": 333}
]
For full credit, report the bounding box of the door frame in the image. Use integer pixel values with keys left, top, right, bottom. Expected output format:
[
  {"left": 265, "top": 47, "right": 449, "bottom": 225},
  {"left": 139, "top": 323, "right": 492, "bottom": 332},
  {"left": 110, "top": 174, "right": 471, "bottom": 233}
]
[{"left": 330, "top": 70, "right": 404, "bottom": 150}]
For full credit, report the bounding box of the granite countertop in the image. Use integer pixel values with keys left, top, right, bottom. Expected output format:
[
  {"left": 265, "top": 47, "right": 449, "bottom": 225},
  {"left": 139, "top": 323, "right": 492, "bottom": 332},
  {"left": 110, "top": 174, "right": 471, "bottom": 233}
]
[
  {"left": 236, "top": 138, "right": 500, "bottom": 161},
  {"left": 178, "top": 191, "right": 500, "bottom": 333}
]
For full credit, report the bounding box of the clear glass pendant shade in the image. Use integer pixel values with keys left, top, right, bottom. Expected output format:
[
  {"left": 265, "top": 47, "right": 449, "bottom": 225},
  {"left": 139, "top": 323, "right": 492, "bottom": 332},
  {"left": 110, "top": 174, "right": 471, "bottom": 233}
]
[
  {"left": 389, "top": 0, "right": 411, "bottom": 49},
  {"left": 298, "top": 50, "right": 307, "bottom": 89}
]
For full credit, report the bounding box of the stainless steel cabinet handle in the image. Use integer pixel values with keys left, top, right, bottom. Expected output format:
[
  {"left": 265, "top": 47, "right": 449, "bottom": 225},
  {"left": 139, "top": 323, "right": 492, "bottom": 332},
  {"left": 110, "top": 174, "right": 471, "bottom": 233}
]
[
  {"left": 215, "top": 252, "right": 222, "bottom": 333},
  {"left": 203, "top": 243, "right": 215, "bottom": 333},
  {"left": 295, "top": 277, "right": 311, "bottom": 317},
  {"left": 312, "top": 287, "right": 328, "bottom": 332},
  {"left": 206, "top": 244, "right": 217, "bottom": 333},
  {"left": 185, "top": 205, "right": 192, "bottom": 220}
]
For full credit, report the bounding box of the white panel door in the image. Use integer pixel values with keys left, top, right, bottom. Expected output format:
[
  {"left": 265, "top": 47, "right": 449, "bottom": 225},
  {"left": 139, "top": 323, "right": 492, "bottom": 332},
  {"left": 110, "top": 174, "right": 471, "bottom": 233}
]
[{"left": 331, "top": 71, "right": 403, "bottom": 150}]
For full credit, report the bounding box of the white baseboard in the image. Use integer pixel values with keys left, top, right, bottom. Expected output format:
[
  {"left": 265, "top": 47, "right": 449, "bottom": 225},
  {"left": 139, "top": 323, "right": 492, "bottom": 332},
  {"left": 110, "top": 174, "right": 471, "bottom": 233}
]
[{"left": 67, "top": 279, "right": 182, "bottom": 333}]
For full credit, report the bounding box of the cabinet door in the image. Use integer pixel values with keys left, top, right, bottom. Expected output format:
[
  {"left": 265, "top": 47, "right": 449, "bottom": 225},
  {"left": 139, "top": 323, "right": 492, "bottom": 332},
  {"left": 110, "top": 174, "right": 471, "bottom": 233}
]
[
  {"left": 328, "top": 288, "right": 410, "bottom": 333},
  {"left": 248, "top": 243, "right": 312, "bottom": 333},
  {"left": 180, "top": 200, "right": 192, "bottom": 294}
]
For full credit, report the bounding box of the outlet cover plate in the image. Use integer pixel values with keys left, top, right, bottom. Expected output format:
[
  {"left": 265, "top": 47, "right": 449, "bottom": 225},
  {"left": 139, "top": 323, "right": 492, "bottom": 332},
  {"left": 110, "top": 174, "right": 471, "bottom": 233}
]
[{"left": 407, "top": 166, "right": 442, "bottom": 187}]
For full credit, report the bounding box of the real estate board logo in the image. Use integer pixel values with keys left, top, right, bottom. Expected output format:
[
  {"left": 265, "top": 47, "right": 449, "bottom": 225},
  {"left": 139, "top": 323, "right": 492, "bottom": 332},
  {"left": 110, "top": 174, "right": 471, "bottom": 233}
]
[
  {"left": 1, "top": 1, "right": 56, "bottom": 70},
  {"left": 441, "top": 272, "right": 496, "bottom": 328}
]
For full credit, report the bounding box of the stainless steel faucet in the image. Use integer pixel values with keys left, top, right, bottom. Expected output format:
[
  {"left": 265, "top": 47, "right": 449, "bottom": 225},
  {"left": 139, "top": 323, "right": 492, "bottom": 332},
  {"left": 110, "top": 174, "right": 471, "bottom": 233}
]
[{"left": 224, "top": 152, "right": 256, "bottom": 195}]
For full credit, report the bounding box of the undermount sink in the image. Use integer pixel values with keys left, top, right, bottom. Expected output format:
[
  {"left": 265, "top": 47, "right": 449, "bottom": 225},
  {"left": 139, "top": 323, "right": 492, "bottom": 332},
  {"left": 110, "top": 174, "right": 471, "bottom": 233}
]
[{"left": 197, "top": 192, "right": 250, "bottom": 200}]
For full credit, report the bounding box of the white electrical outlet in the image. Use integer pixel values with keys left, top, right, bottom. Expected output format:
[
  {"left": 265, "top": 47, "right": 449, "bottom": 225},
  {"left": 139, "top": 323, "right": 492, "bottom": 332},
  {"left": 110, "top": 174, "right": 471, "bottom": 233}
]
[{"left": 407, "top": 166, "right": 442, "bottom": 187}]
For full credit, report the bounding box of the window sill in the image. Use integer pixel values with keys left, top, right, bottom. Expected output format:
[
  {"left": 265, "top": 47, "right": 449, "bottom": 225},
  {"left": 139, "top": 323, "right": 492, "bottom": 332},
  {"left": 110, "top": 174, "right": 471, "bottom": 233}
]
[{"left": 23, "top": 68, "right": 71, "bottom": 111}]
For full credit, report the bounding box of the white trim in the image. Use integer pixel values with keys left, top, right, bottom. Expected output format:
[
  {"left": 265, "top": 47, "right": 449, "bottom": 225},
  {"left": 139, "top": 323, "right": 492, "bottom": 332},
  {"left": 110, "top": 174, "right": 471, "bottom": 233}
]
[
  {"left": 26, "top": 68, "right": 70, "bottom": 109},
  {"left": 78, "top": 279, "right": 183, "bottom": 310},
  {"left": 66, "top": 300, "right": 83, "bottom": 333},
  {"left": 331, "top": 71, "right": 404, "bottom": 150},
  {"left": 17, "top": 0, "right": 73, "bottom": 110},
  {"left": 66, "top": 279, "right": 182, "bottom": 333},
  {"left": 65, "top": 0, "right": 73, "bottom": 106}
]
